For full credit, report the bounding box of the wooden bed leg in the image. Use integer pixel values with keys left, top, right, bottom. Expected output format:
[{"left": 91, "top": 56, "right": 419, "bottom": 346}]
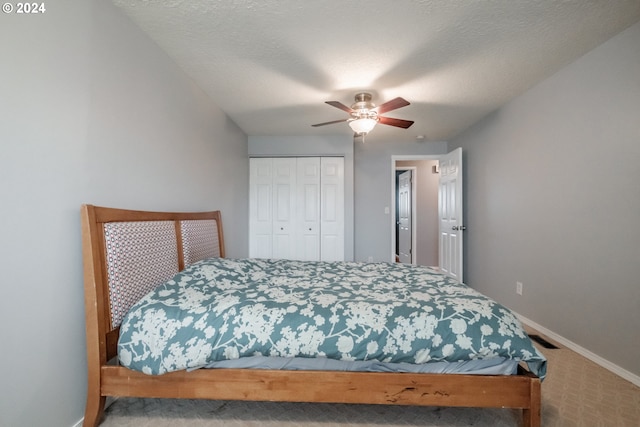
[
  {"left": 82, "top": 392, "right": 105, "bottom": 427},
  {"left": 522, "top": 377, "right": 542, "bottom": 427}
]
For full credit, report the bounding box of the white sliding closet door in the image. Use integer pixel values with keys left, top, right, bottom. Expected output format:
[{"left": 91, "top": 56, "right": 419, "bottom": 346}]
[
  {"left": 320, "top": 157, "right": 344, "bottom": 262},
  {"left": 296, "top": 157, "right": 321, "bottom": 261},
  {"left": 249, "top": 157, "right": 344, "bottom": 261},
  {"left": 249, "top": 158, "right": 273, "bottom": 259},
  {"left": 272, "top": 158, "right": 296, "bottom": 259}
]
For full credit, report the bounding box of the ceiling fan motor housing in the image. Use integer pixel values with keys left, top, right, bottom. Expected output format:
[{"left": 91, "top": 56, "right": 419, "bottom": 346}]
[{"left": 351, "top": 92, "right": 378, "bottom": 120}]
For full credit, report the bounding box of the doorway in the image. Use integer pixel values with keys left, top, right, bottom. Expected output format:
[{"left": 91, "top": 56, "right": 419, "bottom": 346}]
[{"left": 391, "top": 156, "right": 440, "bottom": 267}]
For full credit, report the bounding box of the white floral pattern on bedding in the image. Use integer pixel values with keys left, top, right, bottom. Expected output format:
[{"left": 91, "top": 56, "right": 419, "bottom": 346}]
[{"left": 118, "top": 258, "right": 547, "bottom": 379}]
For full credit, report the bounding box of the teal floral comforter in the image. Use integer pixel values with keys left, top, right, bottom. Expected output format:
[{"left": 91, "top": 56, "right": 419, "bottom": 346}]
[{"left": 118, "top": 258, "right": 547, "bottom": 379}]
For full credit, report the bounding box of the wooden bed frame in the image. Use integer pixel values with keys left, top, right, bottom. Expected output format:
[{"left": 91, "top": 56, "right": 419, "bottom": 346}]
[{"left": 80, "top": 204, "right": 541, "bottom": 427}]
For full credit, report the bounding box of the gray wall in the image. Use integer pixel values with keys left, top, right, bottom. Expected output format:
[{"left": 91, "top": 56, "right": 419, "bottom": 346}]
[
  {"left": 0, "top": 2, "right": 248, "bottom": 426},
  {"left": 449, "top": 21, "right": 640, "bottom": 377},
  {"left": 355, "top": 139, "right": 448, "bottom": 262},
  {"left": 248, "top": 135, "right": 355, "bottom": 260}
]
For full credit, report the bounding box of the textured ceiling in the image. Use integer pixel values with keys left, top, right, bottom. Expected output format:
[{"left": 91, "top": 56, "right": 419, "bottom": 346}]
[{"left": 111, "top": 0, "right": 640, "bottom": 143}]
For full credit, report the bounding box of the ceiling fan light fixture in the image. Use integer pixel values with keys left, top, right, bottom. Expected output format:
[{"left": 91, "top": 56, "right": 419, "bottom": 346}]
[
  {"left": 348, "top": 118, "right": 377, "bottom": 134},
  {"left": 312, "top": 93, "right": 412, "bottom": 133}
]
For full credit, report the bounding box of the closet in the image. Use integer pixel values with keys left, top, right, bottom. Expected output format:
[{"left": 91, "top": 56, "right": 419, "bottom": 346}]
[{"left": 249, "top": 157, "right": 344, "bottom": 261}]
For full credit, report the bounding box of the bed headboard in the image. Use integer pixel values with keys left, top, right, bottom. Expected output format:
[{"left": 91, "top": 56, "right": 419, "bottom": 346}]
[{"left": 80, "top": 204, "right": 225, "bottom": 363}]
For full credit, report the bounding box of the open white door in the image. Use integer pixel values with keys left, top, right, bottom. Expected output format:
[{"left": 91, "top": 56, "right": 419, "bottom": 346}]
[
  {"left": 397, "top": 170, "right": 412, "bottom": 264},
  {"left": 438, "top": 148, "right": 464, "bottom": 282}
]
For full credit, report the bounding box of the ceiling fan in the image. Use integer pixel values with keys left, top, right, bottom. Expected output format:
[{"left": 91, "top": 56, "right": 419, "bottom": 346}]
[{"left": 311, "top": 92, "right": 414, "bottom": 135}]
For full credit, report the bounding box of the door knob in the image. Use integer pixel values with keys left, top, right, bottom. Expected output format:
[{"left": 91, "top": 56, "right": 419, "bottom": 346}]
[{"left": 452, "top": 225, "right": 467, "bottom": 231}]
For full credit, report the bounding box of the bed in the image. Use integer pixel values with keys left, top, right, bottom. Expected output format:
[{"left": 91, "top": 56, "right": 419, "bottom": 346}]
[{"left": 81, "top": 204, "right": 545, "bottom": 427}]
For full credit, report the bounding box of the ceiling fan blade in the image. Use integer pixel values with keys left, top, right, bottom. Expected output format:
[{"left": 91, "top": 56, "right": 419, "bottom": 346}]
[
  {"left": 378, "top": 116, "right": 414, "bottom": 129},
  {"left": 325, "top": 101, "right": 353, "bottom": 113},
  {"left": 376, "top": 97, "right": 410, "bottom": 114},
  {"left": 311, "top": 118, "right": 348, "bottom": 127}
]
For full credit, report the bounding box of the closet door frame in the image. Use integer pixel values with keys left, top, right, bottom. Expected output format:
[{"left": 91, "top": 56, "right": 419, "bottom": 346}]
[{"left": 249, "top": 156, "right": 344, "bottom": 261}]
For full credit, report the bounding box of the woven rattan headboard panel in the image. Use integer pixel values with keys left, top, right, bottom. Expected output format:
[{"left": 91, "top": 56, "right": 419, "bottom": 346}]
[
  {"left": 81, "top": 205, "right": 225, "bottom": 338},
  {"left": 103, "top": 221, "right": 180, "bottom": 328},
  {"left": 180, "top": 219, "right": 221, "bottom": 267},
  {"left": 103, "top": 219, "right": 222, "bottom": 328}
]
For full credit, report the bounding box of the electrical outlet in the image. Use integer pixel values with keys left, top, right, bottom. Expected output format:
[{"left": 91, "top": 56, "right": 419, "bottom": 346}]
[
  {"left": 516, "top": 281, "right": 523, "bottom": 295},
  {"left": 367, "top": 256, "right": 374, "bottom": 263}
]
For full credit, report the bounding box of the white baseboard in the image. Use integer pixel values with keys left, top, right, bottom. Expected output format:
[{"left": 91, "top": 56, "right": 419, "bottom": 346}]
[{"left": 516, "top": 312, "right": 640, "bottom": 388}]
